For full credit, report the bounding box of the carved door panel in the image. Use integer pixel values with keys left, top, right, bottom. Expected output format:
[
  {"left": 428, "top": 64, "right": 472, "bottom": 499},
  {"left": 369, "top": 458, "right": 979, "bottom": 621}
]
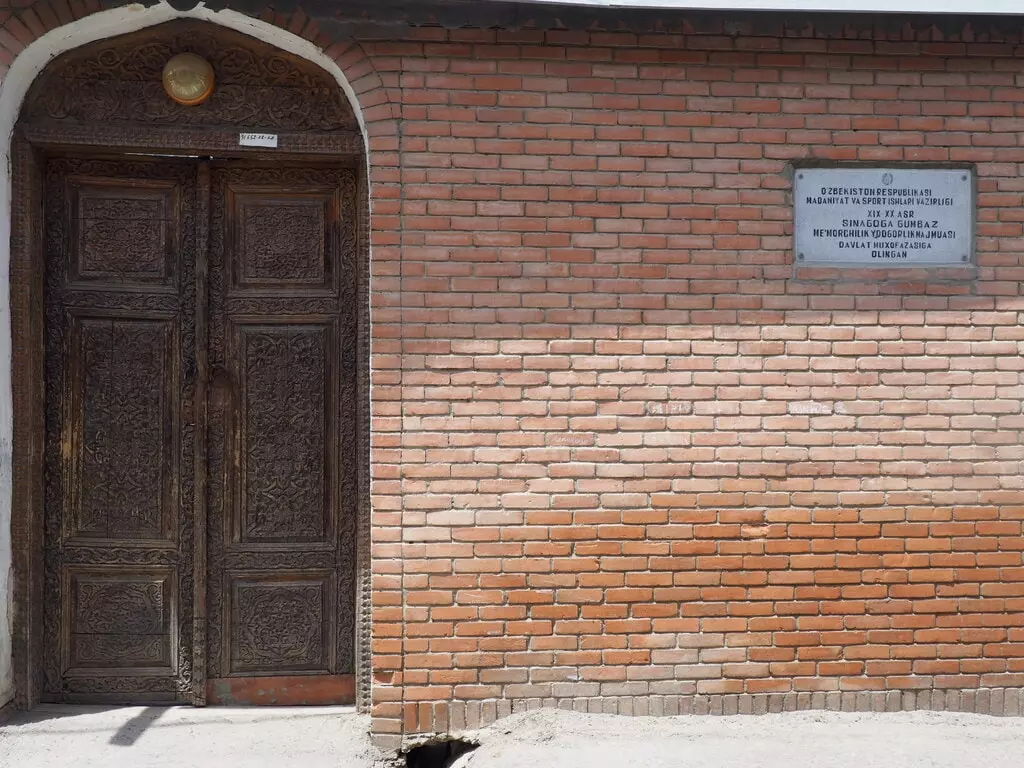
[
  {"left": 205, "top": 164, "right": 358, "bottom": 704},
  {"left": 42, "top": 156, "right": 198, "bottom": 702}
]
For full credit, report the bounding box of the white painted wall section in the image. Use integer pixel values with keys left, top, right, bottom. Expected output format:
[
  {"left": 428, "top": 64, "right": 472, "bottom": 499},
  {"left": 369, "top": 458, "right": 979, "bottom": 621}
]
[{"left": 0, "top": 0, "right": 368, "bottom": 710}]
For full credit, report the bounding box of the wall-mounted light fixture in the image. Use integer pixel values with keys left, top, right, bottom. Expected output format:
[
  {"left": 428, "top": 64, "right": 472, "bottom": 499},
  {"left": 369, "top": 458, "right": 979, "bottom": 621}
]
[{"left": 162, "top": 53, "right": 215, "bottom": 106}]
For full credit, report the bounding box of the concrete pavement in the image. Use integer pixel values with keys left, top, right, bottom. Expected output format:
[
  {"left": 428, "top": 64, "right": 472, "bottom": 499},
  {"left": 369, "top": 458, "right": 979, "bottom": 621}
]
[
  {"left": 0, "top": 704, "right": 379, "bottom": 768},
  {"left": 6, "top": 702, "right": 1024, "bottom": 768}
]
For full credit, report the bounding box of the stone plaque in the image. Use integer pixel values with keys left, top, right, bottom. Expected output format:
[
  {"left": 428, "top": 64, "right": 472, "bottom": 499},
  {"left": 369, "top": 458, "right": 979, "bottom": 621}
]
[{"left": 794, "top": 168, "right": 973, "bottom": 265}]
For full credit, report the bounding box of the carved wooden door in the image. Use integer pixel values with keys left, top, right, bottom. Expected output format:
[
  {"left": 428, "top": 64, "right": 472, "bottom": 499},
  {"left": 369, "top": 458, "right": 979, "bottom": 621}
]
[
  {"left": 42, "top": 156, "right": 199, "bottom": 702},
  {"left": 204, "top": 163, "right": 358, "bottom": 704}
]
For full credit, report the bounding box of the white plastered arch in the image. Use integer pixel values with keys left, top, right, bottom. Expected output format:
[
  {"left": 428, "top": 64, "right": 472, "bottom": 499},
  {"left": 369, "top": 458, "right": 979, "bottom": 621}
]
[{"left": 0, "top": 0, "right": 371, "bottom": 705}]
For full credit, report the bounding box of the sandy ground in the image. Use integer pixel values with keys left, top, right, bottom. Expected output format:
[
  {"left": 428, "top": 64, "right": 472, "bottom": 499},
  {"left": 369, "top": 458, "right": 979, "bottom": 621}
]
[
  {"left": 453, "top": 708, "right": 1024, "bottom": 768},
  {"left": 6, "top": 704, "right": 1024, "bottom": 767},
  {"left": 0, "top": 704, "right": 380, "bottom": 768}
]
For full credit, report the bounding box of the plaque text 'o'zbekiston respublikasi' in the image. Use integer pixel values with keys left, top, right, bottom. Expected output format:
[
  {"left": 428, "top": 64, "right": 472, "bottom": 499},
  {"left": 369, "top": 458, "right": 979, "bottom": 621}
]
[{"left": 794, "top": 168, "right": 973, "bottom": 265}]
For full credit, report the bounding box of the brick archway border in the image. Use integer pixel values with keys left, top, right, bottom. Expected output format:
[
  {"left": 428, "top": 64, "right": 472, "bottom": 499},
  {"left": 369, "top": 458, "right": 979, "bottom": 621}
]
[{"left": 0, "top": 1, "right": 402, "bottom": 739}]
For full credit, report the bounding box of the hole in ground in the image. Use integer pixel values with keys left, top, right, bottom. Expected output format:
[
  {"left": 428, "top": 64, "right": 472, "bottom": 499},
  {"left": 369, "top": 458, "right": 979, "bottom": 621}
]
[{"left": 405, "top": 738, "right": 478, "bottom": 768}]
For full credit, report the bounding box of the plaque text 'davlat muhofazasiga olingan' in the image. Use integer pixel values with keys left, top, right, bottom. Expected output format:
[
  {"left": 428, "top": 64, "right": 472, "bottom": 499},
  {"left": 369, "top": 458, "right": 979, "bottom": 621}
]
[{"left": 794, "top": 168, "right": 973, "bottom": 266}]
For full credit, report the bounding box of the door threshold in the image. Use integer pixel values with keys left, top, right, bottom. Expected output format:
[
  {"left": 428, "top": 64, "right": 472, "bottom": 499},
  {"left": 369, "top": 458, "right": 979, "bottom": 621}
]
[{"left": 206, "top": 675, "right": 354, "bottom": 706}]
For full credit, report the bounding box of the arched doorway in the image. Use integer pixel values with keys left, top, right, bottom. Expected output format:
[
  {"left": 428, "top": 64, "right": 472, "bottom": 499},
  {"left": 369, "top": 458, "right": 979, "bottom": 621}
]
[{"left": 10, "top": 19, "right": 369, "bottom": 707}]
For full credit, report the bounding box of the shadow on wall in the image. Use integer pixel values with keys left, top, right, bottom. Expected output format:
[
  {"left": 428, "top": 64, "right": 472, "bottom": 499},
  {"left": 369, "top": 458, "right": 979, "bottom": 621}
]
[
  {"left": 1, "top": 558, "right": 11, "bottom": 710},
  {"left": 1, "top": 430, "right": 11, "bottom": 708}
]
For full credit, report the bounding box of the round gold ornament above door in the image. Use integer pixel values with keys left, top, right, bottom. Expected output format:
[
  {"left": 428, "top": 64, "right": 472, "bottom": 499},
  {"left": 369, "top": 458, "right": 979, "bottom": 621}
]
[{"left": 162, "top": 53, "right": 215, "bottom": 106}]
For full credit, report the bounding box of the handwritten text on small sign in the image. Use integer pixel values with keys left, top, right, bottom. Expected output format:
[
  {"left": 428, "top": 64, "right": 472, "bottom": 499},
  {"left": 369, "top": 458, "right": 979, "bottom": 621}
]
[
  {"left": 239, "top": 132, "right": 278, "bottom": 148},
  {"left": 794, "top": 168, "right": 973, "bottom": 265}
]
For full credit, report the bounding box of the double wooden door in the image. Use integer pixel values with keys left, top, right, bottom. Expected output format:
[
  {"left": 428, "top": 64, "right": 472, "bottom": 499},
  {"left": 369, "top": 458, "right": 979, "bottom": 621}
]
[{"left": 41, "top": 154, "right": 358, "bottom": 704}]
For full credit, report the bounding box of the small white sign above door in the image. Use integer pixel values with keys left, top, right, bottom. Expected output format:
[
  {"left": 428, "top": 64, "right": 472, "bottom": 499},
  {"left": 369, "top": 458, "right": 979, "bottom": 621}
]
[{"left": 239, "top": 132, "right": 278, "bottom": 148}]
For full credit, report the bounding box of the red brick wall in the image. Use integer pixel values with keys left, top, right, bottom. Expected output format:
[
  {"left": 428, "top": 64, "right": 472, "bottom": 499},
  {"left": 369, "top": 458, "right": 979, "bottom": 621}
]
[
  {"left": 3, "top": 3, "right": 1024, "bottom": 748},
  {"left": 369, "top": 22, "right": 1024, "bottom": 742}
]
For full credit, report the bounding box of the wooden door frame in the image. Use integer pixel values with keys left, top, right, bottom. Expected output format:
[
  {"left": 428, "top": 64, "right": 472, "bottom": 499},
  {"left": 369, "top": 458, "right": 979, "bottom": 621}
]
[{"left": 9, "top": 126, "right": 372, "bottom": 711}]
